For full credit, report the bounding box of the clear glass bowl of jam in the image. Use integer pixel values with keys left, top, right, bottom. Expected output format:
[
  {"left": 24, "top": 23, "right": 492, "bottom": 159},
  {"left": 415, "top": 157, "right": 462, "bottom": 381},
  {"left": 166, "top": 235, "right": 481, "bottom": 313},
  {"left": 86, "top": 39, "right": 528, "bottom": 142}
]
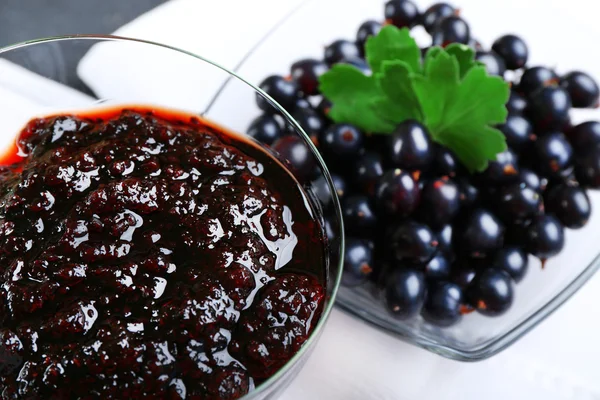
[{"left": 0, "top": 36, "right": 344, "bottom": 399}]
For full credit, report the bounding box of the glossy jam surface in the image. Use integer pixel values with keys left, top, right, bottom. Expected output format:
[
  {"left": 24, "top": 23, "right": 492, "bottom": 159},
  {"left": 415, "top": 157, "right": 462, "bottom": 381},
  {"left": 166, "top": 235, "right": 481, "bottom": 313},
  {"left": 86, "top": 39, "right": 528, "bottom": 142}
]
[{"left": 0, "top": 107, "right": 327, "bottom": 399}]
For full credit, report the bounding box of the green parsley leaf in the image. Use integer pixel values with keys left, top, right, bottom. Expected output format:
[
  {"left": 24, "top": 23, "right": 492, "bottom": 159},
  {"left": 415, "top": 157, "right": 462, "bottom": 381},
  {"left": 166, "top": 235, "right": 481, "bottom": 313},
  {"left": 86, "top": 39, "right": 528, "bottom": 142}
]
[
  {"left": 371, "top": 60, "right": 423, "bottom": 124},
  {"left": 423, "top": 46, "right": 443, "bottom": 66},
  {"left": 366, "top": 26, "right": 421, "bottom": 75},
  {"left": 412, "top": 52, "right": 510, "bottom": 172},
  {"left": 317, "top": 25, "right": 511, "bottom": 173},
  {"left": 319, "top": 64, "right": 395, "bottom": 133},
  {"left": 444, "top": 43, "right": 479, "bottom": 78}
]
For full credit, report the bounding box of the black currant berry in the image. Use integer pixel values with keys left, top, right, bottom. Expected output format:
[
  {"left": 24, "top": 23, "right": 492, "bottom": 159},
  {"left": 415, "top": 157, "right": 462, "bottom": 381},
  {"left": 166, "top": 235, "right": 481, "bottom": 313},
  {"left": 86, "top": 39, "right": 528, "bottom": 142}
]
[
  {"left": 356, "top": 20, "right": 383, "bottom": 54},
  {"left": 257, "top": 75, "right": 300, "bottom": 113},
  {"left": 384, "top": 0, "right": 420, "bottom": 28},
  {"left": 291, "top": 59, "right": 329, "bottom": 96},
  {"left": 324, "top": 40, "right": 361, "bottom": 66},
  {"left": 432, "top": 16, "right": 470, "bottom": 47},
  {"left": 525, "top": 215, "right": 565, "bottom": 260},
  {"left": 475, "top": 51, "right": 506, "bottom": 76},
  {"left": 545, "top": 184, "right": 591, "bottom": 229},
  {"left": 383, "top": 268, "right": 427, "bottom": 320},
  {"left": 422, "top": 281, "right": 463, "bottom": 327},
  {"left": 467, "top": 268, "right": 514, "bottom": 316},
  {"left": 389, "top": 221, "right": 439, "bottom": 264},
  {"left": 387, "top": 120, "right": 434, "bottom": 171},
  {"left": 247, "top": 114, "right": 284, "bottom": 145},
  {"left": 519, "top": 66, "right": 559, "bottom": 97},
  {"left": 491, "top": 34, "right": 528, "bottom": 70},
  {"left": 375, "top": 169, "right": 421, "bottom": 217},
  {"left": 422, "top": 3, "right": 456, "bottom": 33},
  {"left": 561, "top": 71, "right": 600, "bottom": 108},
  {"left": 343, "top": 238, "right": 374, "bottom": 286}
]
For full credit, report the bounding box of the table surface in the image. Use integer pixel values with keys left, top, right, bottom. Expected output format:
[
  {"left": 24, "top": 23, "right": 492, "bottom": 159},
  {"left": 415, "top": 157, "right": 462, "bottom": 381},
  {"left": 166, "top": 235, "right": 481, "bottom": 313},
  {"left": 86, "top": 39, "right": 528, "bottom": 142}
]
[
  {"left": 0, "top": 0, "right": 165, "bottom": 91},
  {"left": 0, "top": 0, "right": 164, "bottom": 45}
]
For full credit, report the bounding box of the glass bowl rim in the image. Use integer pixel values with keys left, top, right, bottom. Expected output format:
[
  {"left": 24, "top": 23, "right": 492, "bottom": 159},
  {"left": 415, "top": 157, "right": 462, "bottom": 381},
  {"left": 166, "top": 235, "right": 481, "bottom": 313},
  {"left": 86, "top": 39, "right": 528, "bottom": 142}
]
[{"left": 0, "top": 34, "right": 346, "bottom": 396}]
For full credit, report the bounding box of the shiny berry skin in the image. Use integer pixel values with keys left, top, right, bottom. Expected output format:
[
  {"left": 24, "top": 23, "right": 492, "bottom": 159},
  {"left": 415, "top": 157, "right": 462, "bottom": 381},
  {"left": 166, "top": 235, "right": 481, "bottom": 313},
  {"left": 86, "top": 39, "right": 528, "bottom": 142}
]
[
  {"left": 356, "top": 20, "right": 382, "bottom": 54},
  {"left": 561, "top": 71, "right": 600, "bottom": 108},
  {"left": 493, "top": 247, "right": 529, "bottom": 282},
  {"left": 519, "top": 66, "right": 559, "bottom": 97},
  {"left": 467, "top": 268, "right": 514, "bottom": 316},
  {"left": 420, "top": 177, "right": 461, "bottom": 228},
  {"left": 519, "top": 168, "right": 548, "bottom": 193},
  {"left": 311, "top": 173, "right": 347, "bottom": 208},
  {"left": 354, "top": 151, "right": 384, "bottom": 195},
  {"left": 390, "top": 221, "right": 438, "bottom": 264},
  {"left": 294, "top": 97, "right": 312, "bottom": 110},
  {"left": 387, "top": 120, "right": 434, "bottom": 170},
  {"left": 422, "top": 2, "right": 456, "bottom": 33},
  {"left": 343, "top": 238, "right": 374, "bottom": 286},
  {"left": 324, "top": 40, "right": 361, "bottom": 66},
  {"left": 424, "top": 254, "right": 452, "bottom": 280},
  {"left": 498, "top": 114, "right": 535, "bottom": 153},
  {"left": 528, "top": 86, "right": 572, "bottom": 131},
  {"left": 457, "top": 178, "right": 480, "bottom": 208},
  {"left": 272, "top": 136, "right": 316, "bottom": 180},
  {"left": 534, "top": 132, "right": 574, "bottom": 177},
  {"left": 383, "top": 268, "right": 427, "bottom": 320},
  {"left": 375, "top": 169, "right": 421, "bottom": 217},
  {"left": 320, "top": 123, "right": 364, "bottom": 160},
  {"left": 290, "top": 108, "right": 326, "bottom": 139},
  {"left": 462, "top": 209, "right": 504, "bottom": 258},
  {"left": 343, "top": 195, "right": 377, "bottom": 233},
  {"left": 525, "top": 215, "right": 565, "bottom": 259},
  {"left": 331, "top": 173, "right": 348, "bottom": 201},
  {"left": 384, "top": 0, "right": 420, "bottom": 28},
  {"left": 481, "top": 149, "right": 519, "bottom": 184},
  {"left": 575, "top": 148, "right": 600, "bottom": 188},
  {"left": 475, "top": 51, "right": 506, "bottom": 76},
  {"left": 496, "top": 182, "right": 543, "bottom": 222},
  {"left": 432, "top": 16, "right": 470, "bottom": 46},
  {"left": 338, "top": 57, "right": 372, "bottom": 75},
  {"left": 469, "top": 38, "right": 484, "bottom": 51},
  {"left": 247, "top": 114, "right": 284, "bottom": 145},
  {"left": 291, "top": 59, "right": 329, "bottom": 96},
  {"left": 256, "top": 75, "right": 300, "bottom": 112},
  {"left": 422, "top": 282, "right": 463, "bottom": 327},
  {"left": 506, "top": 90, "right": 528, "bottom": 115},
  {"left": 452, "top": 266, "right": 476, "bottom": 288},
  {"left": 545, "top": 184, "right": 591, "bottom": 229},
  {"left": 316, "top": 97, "right": 332, "bottom": 119},
  {"left": 436, "top": 224, "right": 454, "bottom": 256},
  {"left": 569, "top": 121, "right": 600, "bottom": 152},
  {"left": 491, "top": 35, "right": 528, "bottom": 70},
  {"left": 434, "top": 146, "right": 462, "bottom": 177}
]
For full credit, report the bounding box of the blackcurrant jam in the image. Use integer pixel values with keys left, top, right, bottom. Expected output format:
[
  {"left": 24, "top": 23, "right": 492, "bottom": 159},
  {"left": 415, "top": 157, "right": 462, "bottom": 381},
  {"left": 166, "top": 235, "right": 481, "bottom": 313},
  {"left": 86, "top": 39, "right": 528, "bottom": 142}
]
[{"left": 0, "top": 106, "right": 328, "bottom": 399}]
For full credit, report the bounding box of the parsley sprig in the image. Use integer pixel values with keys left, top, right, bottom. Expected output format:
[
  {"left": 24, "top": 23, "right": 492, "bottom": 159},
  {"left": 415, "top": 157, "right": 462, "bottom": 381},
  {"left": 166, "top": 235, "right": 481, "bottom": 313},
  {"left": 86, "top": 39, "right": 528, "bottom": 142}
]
[{"left": 318, "top": 25, "right": 510, "bottom": 173}]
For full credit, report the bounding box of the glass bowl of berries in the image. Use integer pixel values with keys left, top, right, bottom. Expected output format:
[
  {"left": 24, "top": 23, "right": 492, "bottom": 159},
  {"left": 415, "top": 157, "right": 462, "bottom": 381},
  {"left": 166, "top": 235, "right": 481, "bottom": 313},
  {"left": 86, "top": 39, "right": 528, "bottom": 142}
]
[
  {"left": 244, "top": 0, "right": 600, "bottom": 361},
  {"left": 0, "top": 36, "right": 344, "bottom": 398}
]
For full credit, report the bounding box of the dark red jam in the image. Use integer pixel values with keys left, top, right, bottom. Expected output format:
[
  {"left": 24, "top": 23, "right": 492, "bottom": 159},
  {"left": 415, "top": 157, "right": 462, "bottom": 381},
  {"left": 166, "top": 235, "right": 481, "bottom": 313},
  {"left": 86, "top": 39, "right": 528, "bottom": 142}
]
[{"left": 0, "top": 106, "right": 327, "bottom": 399}]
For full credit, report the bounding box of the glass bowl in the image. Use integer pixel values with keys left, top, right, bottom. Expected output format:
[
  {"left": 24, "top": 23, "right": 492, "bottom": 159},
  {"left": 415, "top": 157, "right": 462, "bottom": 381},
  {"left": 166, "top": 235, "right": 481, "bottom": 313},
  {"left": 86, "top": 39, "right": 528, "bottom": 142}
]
[
  {"left": 0, "top": 35, "right": 344, "bottom": 398},
  {"left": 231, "top": 0, "right": 600, "bottom": 361}
]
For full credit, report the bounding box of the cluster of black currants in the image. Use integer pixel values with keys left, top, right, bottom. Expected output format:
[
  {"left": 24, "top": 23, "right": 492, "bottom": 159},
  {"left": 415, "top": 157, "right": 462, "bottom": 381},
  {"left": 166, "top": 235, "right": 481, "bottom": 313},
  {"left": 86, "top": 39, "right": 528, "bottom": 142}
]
[{"left": 246, "top": 1, "right": 600, "bottom": 327}]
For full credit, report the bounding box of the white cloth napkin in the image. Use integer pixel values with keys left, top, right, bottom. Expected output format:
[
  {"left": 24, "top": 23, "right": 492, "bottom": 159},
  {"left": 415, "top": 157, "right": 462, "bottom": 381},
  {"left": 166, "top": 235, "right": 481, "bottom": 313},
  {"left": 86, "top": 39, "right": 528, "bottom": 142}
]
[{"left": 5, "top": 0, "right": 600, "bottom": 398}]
